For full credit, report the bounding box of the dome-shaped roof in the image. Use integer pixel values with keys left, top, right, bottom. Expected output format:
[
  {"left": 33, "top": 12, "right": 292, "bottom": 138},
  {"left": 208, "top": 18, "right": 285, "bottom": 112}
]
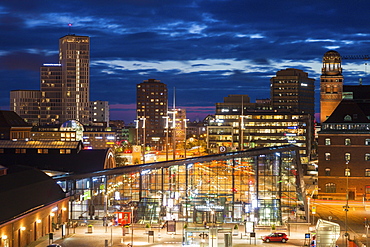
[
  {"left": 324, "top": 50, "right": 341, "bottom": 56},
  {"left": 60, "top": 120, "right": 84, "bottom": 132},
  {"left": 323, "top": 50, "right": 341, "bottom": 61}
]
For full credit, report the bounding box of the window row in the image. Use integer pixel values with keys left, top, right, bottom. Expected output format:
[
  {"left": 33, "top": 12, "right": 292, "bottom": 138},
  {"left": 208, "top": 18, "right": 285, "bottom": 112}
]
[
  {"left": 324, "top": 138, "right": 370, "bottom": 145},
  {"left": 2, "top": 148, "right": 73, "bottom": 154},
  {"left": 324, "top": 152, "right": 370, "bottom": 161},
  {"left": 325, "top": 183, "right": 370, "bottom": 193},
  {"left": 324, "top": 168, "right": 370, "bottom": 176}
]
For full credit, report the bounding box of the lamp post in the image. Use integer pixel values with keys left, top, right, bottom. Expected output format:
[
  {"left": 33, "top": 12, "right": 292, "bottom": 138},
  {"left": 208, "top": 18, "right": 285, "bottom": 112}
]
[
  {"left": 183, "top": 118, "right": 188, "bottom": 158},
  {"left": 140, "top": 117, "right": 146, "bottom": 164},
  {"left": 240, "top": 115, "right": 246, "bottom": 151},
  {"left": 344, "top": 160, "right": 350, "bottom": 247},
  {"left": 110, "top": 222, "right": 113, "bottom": 246},
  {"left": 210, "top": 210, "right": 215, "bottom": 247},
  {"left": 131, "top": 206, "right": 134, "bottom": 247},
  {"left": 104, "top": 195, "right": 108, "bottom": 233},
  {"left": 163, "top": 116, "right": 169, "bottom": 161},
  {"left": 168, "top": 110, "right": 177, "bottom": 160}
]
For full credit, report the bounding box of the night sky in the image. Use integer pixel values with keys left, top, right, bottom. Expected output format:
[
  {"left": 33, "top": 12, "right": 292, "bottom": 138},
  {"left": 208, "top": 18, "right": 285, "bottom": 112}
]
[{"left": 1, "top": 0, "right": 370, "bottom": 123}]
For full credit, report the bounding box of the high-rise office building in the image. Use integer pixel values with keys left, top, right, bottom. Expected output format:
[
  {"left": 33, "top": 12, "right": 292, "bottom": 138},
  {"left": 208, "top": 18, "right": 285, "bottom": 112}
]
[
  {"left": 270, "top": 68, "right": 315, "bottom": 116},
  {"left": 10, "top": 90, "right": 41, "bottom": 125},
  {"left": 136, "top": 79, "right": 168, "bottom": 150},
  {"left": 320, "top": 50, "right": 343, "bottom": 123},
  {"left": 40, "top": 64, "right": 62, "bottom": 124},
  {"left": 10, "top": 34, "right": 90, "bottom": 126},
  {"left": 59, "top": 35, "right": 90, "bottom": 124}
]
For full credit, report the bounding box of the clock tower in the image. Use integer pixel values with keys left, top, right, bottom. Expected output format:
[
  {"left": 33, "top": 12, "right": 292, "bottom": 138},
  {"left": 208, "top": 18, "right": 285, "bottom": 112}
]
[{"left": 320, "top": 50, "right": 343, "bottom": 123}]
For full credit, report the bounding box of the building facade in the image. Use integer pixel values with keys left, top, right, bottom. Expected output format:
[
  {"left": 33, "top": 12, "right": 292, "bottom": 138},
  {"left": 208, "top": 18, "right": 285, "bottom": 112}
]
[
  {"left": 318, "top": 99, "right": 370, "bottom": 200},
  {"left": 210, "top": 94, "right": 314, "bottom": 165},
  {"left": 59, "top": 35, "right": 90, "bottom": 124},
  {"left": 10, "top": 90, "right": 41, "bottom": 125},
  {"left": 0, "top": 110, "right": 32, "bottom": 140},
  {"left": 10, "top": 34, "right": 90, "bottom": 126},
  {"left": 270, "top": 68, "right": 315, "bottom": 116},
  {"left": 136, "top": 79, "right": 168, "bottom": 151},
  {"left": 320, "top": 50, "right": 343, "bottom": 123},
  {"left": 56, "top": 145, "right": 307, "bottom": 233},
  {"left": 208, "top": 112, "right": 313, "bottom": 165},
  {"left": 89, "top": 100, "right": 110, "bottom": 124}
]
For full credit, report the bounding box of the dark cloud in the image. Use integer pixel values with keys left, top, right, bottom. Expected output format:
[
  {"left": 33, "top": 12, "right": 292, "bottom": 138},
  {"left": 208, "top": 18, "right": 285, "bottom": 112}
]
[{"left": 1, "top": 0, "right": 370, "bottom": 121}]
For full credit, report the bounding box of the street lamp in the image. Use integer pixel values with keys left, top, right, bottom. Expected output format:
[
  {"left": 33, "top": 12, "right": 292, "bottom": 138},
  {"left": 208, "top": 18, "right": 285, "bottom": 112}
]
[
  {"left": 183, "top": 118, "right": 188, "bottom": 158},
  {"left": 140, "top": 117, "right": 146, "bottom": 164},
  {"left": 109, "top": 222, "right": 113, "bottom": 246},
  {"left": 131, "top": 206, "right": 134, "bottom": 247},
  {"left": 210, "top": 210, "right": 215, "bottom": 247},
  {"left": 168, "top": 110, "right": 177, "bottom": 160},
  {"left": 344, "top": 160, "right": 350, "bottom": 247},
  {"left": 163, "top": 116, "right": 169, "bottom": 161}
]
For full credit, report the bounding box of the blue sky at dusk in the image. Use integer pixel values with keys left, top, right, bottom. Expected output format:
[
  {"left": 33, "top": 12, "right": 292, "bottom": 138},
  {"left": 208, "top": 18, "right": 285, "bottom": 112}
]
[{"left": 1, "top": 0, "right": 370, "bottom": 123}]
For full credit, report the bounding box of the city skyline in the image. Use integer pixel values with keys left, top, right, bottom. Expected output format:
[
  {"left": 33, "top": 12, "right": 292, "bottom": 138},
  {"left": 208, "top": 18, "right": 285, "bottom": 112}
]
[{"left": 1, "top": 1, "right": 370, "bottom": 123}]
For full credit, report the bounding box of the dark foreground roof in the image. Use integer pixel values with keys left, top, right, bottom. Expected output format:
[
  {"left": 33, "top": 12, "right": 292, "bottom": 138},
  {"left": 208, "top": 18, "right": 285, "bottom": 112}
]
[
  {"left": 0, "top": 166, "right": 66, "bottom": 224},
  {"left": 0, "top": 110, "right": 31, "bottom": 128},
  {"left": 0, "top": 149, "right": 110, "bottom": 174},
  {"left": 0, "top": 140, "right": 82, "bottom": 149}
]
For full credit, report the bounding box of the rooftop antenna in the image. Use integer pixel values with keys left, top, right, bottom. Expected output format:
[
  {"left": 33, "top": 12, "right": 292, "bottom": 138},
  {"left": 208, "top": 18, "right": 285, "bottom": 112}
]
[{"left": 68, "top": 23, "right": 73, "bottom": 35}]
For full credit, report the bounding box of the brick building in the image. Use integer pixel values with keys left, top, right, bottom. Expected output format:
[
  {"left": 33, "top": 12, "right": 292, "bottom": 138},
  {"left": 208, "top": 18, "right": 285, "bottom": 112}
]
[{"left": 318, "top": 99, "right": 370, "bottom": 200}]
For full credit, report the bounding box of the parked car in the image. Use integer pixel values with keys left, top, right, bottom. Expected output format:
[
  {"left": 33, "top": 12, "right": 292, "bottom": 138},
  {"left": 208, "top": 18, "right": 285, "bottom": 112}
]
[
  {"left": 262, "top": 232, "right": 289, "bottom": 243},
  {"left": 47, "top": 244, "right": 62, "bottom": 247}
]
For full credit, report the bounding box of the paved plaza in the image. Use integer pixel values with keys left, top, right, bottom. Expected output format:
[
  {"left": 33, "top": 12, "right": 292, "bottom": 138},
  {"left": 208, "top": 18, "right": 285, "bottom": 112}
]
[{"left": 26, "top": 221, "right": 313, "bottom": 247}]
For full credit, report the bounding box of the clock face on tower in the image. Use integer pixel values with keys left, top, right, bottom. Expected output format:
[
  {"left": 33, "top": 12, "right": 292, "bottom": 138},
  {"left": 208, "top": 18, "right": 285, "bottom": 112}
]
[{"left": 219, "top": 146, "right": 227, "bottom": 153}]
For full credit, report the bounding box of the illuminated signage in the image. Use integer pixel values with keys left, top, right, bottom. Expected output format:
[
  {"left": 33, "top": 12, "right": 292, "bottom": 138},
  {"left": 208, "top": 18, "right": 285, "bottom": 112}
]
[{"left": 43, "top": 64, "right": 61, "bottom": 66}]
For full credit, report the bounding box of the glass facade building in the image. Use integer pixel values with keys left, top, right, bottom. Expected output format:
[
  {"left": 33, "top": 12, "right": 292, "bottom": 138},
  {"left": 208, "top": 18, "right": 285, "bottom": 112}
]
[{"left": 56, "top": 145, "right": 307, "bottom": 227}]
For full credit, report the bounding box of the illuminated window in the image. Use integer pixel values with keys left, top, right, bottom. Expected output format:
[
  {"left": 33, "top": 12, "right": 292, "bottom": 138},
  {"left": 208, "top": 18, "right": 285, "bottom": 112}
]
[
  {"left": 345, "top": 138, "right": 351, "bottom": 145},
  {"left": 366, "top": 139, "right": 370, "bottom": 145},
  {"left": 325, "top": 153, "right": 331, "bottom": 161},
  {"left": 366, "top": 169, "right": 370, "bottom": 177},
  {"left": 345, "top": 153, "right": 351, "bottom": 161},
  {"left": 325, "top": 183, "right": 336, "bottom": 193},
  {"left": 345, "top": 168, "right": 351, "bottom": 177},
  {"left": 325, "top": 138, "right": 331, "bottom": 145},
  {"left": 366, "top": 154, "right": 370, "bottom": 161},
  {"left": 325, "top": 168, "right": 331, "bottom": 176}
]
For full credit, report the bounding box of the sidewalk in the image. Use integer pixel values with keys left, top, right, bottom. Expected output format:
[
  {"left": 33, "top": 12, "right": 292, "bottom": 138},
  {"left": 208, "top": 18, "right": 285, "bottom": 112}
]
[{"left": 26, "top": 221, "right": 314, "bottom": 247}]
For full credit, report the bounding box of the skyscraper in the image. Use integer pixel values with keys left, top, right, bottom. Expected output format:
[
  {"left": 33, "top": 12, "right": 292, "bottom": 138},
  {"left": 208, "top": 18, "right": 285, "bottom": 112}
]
[
  {"left": 270, "top": 68, "right": 315, "bottom": 116},
  {"left": 136, "top": 79, "right": 168, "bottom": 150},
  {"left": 40, "top": 64, "right": 62, "bottom": 124},
  {"left": 59, "top": 35, "right": 90, "bottom": 124},
  {"left": 10, "top": 34, "right": 90, "bottom": 126},
  {"left": 320, "top": 50, "right": 343, "bottom": 123}
]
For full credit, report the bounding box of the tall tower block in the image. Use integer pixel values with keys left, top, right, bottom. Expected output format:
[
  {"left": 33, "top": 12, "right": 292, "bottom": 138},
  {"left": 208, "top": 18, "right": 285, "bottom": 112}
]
[
  {"left": 59, "top": 35, "right": 90, "bottom": 124},
  {"left": 320, "top": 50, "right": 343, "bottom": 123}
]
